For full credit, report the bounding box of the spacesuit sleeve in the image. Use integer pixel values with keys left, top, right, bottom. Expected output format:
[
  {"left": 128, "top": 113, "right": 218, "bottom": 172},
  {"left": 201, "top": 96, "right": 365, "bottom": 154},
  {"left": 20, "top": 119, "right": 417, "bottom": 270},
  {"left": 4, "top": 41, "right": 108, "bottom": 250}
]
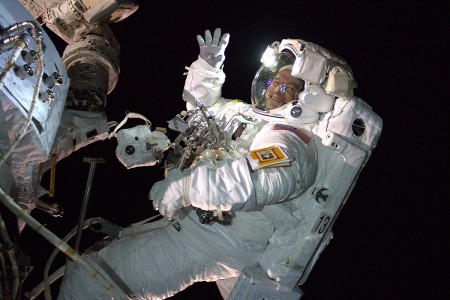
[
  {"left": 250, "top": 128, "right": 317, "bottom": 206},
  {"left": 183, "top": 57, "right": 226, "bottom": 109},
  {"left": 187, "top": 128, "right": 317, "bottom": 212}
]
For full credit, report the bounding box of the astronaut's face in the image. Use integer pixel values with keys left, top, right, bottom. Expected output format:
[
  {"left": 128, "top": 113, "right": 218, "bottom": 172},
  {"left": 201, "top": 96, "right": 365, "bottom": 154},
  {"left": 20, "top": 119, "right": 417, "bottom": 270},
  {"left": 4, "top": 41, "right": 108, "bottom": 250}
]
[{"left": 265, "top": 69, "right": 303, "bottom": 110}]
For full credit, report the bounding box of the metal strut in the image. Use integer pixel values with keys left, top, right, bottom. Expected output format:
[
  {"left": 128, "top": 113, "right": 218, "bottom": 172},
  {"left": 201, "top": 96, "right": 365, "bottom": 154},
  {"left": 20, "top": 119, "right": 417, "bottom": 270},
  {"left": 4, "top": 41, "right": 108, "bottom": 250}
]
[{"left": 73, "top": 157, "right": 105, "bottom": 252}]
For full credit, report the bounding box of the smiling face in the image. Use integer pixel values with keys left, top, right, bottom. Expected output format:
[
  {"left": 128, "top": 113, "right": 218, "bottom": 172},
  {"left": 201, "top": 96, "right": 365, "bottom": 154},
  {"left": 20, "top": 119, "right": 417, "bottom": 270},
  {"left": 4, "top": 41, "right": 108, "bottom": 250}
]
[{"left": 265, "top": 68, "right": 303, "bottom": 110}]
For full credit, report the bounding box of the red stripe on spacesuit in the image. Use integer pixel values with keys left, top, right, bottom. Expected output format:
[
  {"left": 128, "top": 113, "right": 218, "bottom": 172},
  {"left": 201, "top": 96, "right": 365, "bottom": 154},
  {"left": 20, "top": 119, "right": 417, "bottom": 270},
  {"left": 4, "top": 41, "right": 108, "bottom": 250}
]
[{"left": 273, "top": 124, "right": 312, "bottom": 144}]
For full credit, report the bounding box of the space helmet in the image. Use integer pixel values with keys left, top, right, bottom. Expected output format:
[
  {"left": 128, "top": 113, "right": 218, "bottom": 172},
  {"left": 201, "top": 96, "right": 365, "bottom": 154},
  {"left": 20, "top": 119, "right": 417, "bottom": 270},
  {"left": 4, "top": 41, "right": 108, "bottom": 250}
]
[{"left": 251, "top": 38, "right": 357, "bottom": 125}]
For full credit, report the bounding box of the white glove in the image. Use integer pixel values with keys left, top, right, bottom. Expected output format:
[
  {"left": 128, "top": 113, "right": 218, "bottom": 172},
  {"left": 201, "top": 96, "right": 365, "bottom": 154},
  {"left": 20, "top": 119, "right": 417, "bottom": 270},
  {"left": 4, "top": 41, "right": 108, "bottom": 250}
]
[
  {"left": 197, "top": 28, "right": 230, "bottom": 69},
  {"left": 149, "top": 169, "right": 191, "bottom": 219}
]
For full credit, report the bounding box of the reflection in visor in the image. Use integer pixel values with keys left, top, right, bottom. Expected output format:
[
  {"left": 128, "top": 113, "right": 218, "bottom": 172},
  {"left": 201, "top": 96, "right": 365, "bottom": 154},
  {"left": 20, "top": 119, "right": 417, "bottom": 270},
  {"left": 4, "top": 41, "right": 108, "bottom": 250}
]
[
  {"left": 267, "top": 80, "right": 289, "bottom": 95},
  {"left": 251, "top": 52, "right": 297, "bottom": 111}
]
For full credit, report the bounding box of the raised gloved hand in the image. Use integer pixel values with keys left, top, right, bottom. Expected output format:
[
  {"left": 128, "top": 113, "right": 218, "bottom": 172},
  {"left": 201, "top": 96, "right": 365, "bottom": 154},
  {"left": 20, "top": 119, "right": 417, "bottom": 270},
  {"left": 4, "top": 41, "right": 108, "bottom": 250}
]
[
  {"left": 149, "top": 169, "right": 191, "bottom": 219},
  {"left": 197, "top": 28, "right": 230, "bottom": 69}
]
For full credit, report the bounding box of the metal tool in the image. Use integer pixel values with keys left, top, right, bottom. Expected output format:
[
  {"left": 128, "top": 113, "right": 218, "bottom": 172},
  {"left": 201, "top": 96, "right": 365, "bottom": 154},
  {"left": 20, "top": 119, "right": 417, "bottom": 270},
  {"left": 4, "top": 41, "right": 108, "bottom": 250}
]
[{"left": 35, "top": 199, "right": 63, "bottom": 217}]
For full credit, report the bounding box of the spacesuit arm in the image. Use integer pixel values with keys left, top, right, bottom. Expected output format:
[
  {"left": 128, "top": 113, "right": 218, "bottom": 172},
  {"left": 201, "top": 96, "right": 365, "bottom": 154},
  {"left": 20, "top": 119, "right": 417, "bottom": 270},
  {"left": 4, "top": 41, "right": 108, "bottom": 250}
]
[
  {"left": 183, "top": 57, "right": 226, "bottom": 109},
  {"left": 250, "top": 126, "right": 317, "bottom": 204},
  {"left": 187, "top": 128, "right": 316, "bottom": 211},
  {"left": 149, "top": 157, "right": 253, "bottom": 219},
  {"left": 150, "top": 129, "right": 315, "bottom": 217}
]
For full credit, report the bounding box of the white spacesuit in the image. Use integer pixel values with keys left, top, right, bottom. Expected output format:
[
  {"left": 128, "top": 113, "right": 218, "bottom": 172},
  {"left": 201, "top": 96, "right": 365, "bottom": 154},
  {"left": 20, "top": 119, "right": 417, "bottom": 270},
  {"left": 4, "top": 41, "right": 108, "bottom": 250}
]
[{"left": 57, "top": 28, "right": 382, "bottom": 300}]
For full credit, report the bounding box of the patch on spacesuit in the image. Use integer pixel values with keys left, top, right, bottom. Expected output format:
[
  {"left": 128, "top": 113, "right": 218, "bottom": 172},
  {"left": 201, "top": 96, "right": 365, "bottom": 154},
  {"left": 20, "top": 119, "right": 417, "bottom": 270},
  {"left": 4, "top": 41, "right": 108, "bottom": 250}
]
[
  {"left": 246, "top": 146, "right": 292, "bottom": 170},
  {"left": 273, "top": 124, "right": 312, "bottom": 144}
]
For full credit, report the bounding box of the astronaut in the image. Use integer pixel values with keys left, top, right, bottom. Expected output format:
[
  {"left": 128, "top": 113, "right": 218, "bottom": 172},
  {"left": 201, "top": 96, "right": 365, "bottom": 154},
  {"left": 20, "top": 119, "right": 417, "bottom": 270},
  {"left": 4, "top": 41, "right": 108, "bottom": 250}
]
[{"left": 57, "top": 28, "right": 381, "bottom": 299}]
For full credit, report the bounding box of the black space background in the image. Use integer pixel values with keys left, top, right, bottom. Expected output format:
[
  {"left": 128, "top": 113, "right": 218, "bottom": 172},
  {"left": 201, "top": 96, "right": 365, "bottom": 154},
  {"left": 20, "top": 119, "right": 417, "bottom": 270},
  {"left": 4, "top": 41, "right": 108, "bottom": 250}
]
[{"left": 13, "top": 0, "right": 449, "bottom": 299}]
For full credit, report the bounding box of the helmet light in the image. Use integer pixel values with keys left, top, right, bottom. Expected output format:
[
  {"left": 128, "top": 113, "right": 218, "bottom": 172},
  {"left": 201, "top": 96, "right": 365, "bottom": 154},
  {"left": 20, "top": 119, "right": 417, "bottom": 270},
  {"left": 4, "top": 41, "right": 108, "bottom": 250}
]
[{"left": 260, "top": 42, "right": 280, "bottom": 66}]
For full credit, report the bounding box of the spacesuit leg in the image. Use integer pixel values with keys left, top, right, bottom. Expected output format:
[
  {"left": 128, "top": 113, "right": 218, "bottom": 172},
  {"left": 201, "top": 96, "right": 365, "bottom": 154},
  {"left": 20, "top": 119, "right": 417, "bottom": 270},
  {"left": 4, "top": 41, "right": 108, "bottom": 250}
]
[
  {"left": 58, "top": 208, "right": 273, "bottom": 299},
  {"left": 58, "top": 224, "right": 235, "bottom": 299}
]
